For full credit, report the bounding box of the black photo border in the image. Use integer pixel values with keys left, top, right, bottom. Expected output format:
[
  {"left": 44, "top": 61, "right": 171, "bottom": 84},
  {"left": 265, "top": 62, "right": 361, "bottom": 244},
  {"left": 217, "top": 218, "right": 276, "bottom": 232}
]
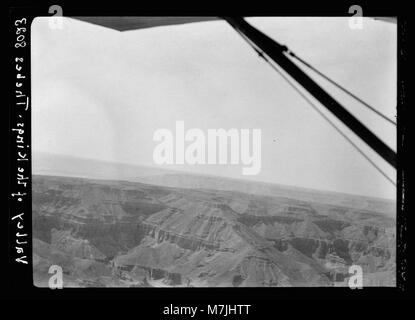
[{"left": 6, "top": 1, "right": 412, "bottom": 306}]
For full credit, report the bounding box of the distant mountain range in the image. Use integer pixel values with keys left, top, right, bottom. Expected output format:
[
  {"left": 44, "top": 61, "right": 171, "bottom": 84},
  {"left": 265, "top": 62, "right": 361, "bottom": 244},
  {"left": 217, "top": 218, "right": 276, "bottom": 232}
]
[{"left": 34, "top": 152, "right": 395, "bottom": 216}]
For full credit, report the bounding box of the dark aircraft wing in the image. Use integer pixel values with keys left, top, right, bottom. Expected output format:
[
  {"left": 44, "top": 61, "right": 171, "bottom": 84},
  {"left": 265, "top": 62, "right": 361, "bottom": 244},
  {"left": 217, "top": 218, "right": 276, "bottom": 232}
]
[
  {"left": 372, "top": 17, "right": 397, "bottom": 24},
  {"left": 71, "top": 16, "right": 396, "bottom": 32},
  {"left": 71, "top": 16, "right": 219, "bottom": 31}
]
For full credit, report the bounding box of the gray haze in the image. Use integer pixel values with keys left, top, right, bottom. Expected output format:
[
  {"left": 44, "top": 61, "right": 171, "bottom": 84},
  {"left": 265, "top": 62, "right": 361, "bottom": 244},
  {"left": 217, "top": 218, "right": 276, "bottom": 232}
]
[{"left": 32, "top": 17, "right": 397, "bottom": 200}]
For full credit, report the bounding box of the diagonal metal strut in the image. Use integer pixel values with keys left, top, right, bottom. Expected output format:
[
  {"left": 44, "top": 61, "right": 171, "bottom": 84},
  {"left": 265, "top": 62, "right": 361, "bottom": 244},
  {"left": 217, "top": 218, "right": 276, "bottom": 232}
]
[{"left": 225, "top": 17, "right": 396, "bottom": 169}]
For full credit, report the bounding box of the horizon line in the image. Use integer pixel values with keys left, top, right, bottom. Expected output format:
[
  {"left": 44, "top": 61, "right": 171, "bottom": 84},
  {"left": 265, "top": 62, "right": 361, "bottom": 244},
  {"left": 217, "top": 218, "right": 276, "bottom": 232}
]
[{"left": 32, "top": 151, "right": 396, "bottom": 202}]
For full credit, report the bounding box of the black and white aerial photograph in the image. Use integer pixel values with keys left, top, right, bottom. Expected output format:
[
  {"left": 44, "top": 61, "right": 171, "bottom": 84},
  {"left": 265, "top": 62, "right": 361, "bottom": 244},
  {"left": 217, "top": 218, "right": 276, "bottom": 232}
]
[{"left": 30, "top": 16, "right": 398, "bottom": 289}]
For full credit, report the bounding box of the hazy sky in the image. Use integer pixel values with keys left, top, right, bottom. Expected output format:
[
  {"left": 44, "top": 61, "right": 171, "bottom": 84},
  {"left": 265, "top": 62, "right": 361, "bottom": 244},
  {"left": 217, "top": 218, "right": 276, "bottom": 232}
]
[{"left": 32, "top": 17, "right": 397, "bottom": 199}]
